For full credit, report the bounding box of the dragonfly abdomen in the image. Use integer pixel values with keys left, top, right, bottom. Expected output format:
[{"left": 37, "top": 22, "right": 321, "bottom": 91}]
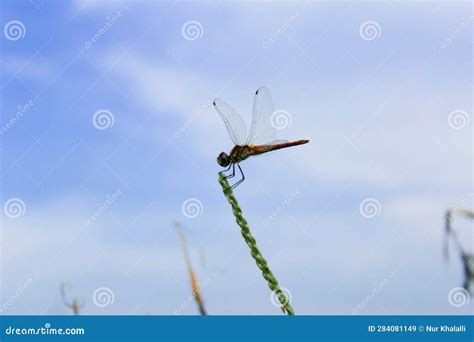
[{"left": 249, "top": 139, "right": 310, "bottom": 155}]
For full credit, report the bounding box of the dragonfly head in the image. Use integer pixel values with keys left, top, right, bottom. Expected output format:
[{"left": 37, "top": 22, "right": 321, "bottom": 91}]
[{"left": 217, "top": 152, "right": 230, "bottom": 167}]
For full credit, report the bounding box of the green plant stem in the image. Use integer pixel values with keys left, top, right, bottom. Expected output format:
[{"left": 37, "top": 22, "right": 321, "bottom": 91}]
[{"left": 218, "top": 173, "right": 295, "bottom": 315}]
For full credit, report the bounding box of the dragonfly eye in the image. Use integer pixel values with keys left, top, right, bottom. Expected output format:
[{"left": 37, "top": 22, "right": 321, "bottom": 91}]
[{"left": 217, "top": 152, "right": 230, "bottom": 167}]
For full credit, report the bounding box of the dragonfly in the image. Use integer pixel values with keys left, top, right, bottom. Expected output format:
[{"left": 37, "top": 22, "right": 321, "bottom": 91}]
[{"left": 214, "top": 86, "right": 309, "bottom": 189}]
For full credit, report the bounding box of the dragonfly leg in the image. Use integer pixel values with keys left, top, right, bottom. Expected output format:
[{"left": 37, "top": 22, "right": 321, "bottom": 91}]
[
  {"left": 220, "top": 164, "right": 236, "bottom": 179},
  {"left": 219, "top": 163, "right": 233, "bottom": 176},
  {"left": 230, "top": 164, "right": 245, "bottom": 189},
  {"left": 226, "top": 164, "right": 236, "bottom": 179}
]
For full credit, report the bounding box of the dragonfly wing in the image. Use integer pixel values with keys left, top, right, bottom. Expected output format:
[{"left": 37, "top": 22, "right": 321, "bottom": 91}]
[
  {"left": 246, "top": 86, "right": 277, "bottom": 145},
  {"left": 213, "top": 98, "right": 248, "bottom": 146}
]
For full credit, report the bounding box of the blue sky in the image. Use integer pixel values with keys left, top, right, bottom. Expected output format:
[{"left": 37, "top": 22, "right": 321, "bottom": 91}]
[{"left": 0, "top": 0, "right": 472, "bottom": 315}]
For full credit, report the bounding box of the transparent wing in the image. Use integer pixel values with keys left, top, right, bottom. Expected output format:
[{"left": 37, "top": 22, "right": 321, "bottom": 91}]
[
  {"left": 246, "top": 86, "right": 277, "bottom": 145},
  {"left": 213, "top": 98, "right": 248, "bottom": 146}
]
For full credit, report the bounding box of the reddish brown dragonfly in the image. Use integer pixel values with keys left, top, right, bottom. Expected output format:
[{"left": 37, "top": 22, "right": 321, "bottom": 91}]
[{"left": 214, "top": 86, "right": 309, "bottom": 189}]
